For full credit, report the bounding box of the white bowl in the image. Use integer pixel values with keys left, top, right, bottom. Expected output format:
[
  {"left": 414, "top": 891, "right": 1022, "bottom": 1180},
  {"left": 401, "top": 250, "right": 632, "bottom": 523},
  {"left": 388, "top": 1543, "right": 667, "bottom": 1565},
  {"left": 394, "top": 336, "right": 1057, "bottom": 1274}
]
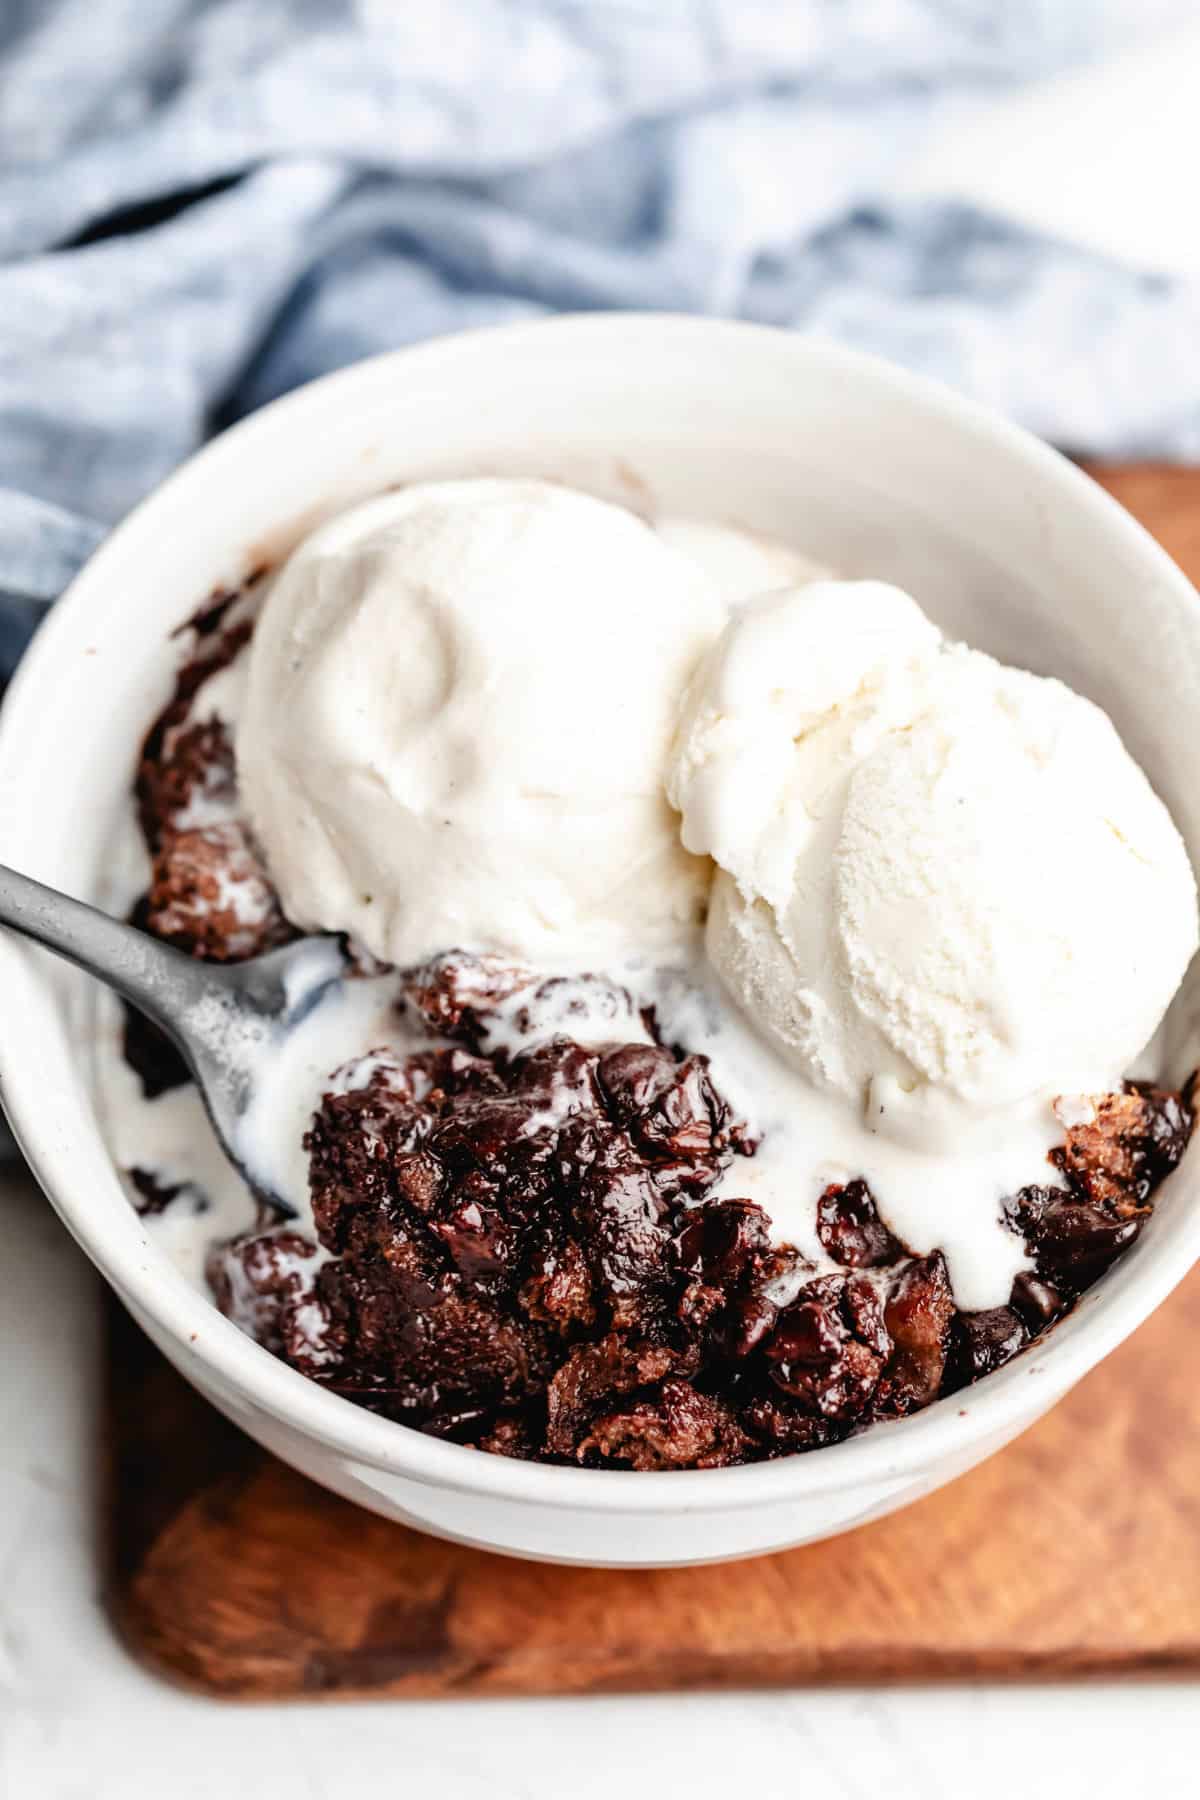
[{"left": 2, "top": 315, "right": 1199, "bottom": 1568}]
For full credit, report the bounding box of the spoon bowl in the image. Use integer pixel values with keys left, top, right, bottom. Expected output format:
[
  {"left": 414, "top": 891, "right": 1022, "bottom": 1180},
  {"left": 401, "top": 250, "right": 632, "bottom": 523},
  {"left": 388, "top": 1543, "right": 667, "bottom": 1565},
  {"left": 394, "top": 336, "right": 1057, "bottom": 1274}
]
[{"left": 0, "top": 862, "right": 349, "bottom": 1216}]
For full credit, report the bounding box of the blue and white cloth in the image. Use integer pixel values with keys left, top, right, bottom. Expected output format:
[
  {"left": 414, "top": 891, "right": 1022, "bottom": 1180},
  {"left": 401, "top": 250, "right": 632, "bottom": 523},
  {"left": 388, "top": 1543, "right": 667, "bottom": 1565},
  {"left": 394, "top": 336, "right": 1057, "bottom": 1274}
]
[{"left": 2, "top": 0, "right": 1199, "bottom": 679}]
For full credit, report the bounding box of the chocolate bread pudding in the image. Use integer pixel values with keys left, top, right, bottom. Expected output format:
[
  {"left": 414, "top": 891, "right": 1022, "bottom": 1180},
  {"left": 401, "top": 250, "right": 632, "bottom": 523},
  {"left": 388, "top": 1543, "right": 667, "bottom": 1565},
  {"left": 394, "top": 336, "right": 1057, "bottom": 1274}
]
[{"left": 96, "top": 480, "right": 1199, "bottom": 1469}]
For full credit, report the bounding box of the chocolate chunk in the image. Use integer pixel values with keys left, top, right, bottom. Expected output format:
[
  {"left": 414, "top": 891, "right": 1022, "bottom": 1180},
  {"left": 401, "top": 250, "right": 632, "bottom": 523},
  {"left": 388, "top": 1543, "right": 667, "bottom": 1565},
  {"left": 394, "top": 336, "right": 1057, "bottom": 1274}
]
[
  {"left": 572, "top": 1130, "right": 675, "bottom": 1328},
  {"left": 952, "top": 1306, "right": 1029, "bottom": 1384},
  {"left": 875, "top": 1254, "right": 955, "bottom": 1415},
  {"left": 1010, "top": 1270, "right": 1066, "bottom": 1329},
  {"left": 1029, "top": 1196, "right": 1143, "bottom": 1290},
  {"left": 674, "top": 1199, "right": 778, "bottom": 1352},
  {"left": 673, "top": 1198, "right": 773, "bottom": 1285},
  {"left": 815, "top": 1178, "right": 904, "bottom": 1268},
  {"left": 598, "top": 1044, "right": 733, "bottom": 1180},
  {"left": 764, "top": 1273, "right": 890, "bottom": 1421}
]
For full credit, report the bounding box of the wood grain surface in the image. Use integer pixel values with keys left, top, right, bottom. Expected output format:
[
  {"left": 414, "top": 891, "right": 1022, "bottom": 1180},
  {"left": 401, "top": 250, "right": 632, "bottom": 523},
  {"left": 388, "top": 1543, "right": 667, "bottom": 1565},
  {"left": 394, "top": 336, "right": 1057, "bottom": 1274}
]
[{"left": 105, "top": 464, "right": 1200, "bottom": 1700}]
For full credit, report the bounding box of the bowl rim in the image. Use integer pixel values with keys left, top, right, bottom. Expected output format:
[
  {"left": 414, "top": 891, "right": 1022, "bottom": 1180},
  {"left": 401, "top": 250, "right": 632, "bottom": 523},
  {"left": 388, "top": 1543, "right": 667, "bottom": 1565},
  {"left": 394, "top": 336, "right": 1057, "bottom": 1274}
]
[{"left": 3, "top": 310, "right": 1200, "bottom": 1516}]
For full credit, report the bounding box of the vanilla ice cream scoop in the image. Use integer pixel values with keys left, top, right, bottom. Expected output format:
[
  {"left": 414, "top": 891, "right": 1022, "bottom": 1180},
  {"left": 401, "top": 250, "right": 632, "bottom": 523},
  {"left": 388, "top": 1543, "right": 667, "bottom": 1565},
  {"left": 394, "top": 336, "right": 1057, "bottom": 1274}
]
[
  {"left": 238, "top": 479, "right": 724, "bottom": 968},
  {"left": 670, "top": 580, "right": 1199, "bottom": 1142}
]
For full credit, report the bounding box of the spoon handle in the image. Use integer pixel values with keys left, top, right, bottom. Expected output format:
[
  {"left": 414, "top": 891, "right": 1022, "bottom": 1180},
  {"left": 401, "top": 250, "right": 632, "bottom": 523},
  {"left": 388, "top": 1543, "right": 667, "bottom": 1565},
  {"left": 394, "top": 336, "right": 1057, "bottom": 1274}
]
[{"left": 0, "top": 861, "right": 210, "bottom": 1035}]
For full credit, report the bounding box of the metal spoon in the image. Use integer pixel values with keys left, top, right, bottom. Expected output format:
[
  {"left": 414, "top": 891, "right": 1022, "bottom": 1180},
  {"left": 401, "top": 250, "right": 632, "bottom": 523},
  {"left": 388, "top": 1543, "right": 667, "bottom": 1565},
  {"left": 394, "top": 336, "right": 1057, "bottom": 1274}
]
[{"left": 0, "top": 862, "right": 350, "bottom": 1218}]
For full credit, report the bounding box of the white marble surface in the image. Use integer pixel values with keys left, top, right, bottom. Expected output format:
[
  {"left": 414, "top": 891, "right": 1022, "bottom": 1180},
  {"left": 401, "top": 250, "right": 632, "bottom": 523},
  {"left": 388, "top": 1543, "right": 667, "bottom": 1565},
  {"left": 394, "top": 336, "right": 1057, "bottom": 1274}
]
[{"left": 1, "top": 1159, "right": 1196, "bottom": 1800}]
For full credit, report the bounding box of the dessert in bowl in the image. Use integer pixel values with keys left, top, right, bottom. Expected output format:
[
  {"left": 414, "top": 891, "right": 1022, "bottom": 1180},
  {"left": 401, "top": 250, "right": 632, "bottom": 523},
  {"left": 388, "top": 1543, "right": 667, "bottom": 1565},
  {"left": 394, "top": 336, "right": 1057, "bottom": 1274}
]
[{"left": 2, "top": 315, "right": 1200, "bottom": 1565}]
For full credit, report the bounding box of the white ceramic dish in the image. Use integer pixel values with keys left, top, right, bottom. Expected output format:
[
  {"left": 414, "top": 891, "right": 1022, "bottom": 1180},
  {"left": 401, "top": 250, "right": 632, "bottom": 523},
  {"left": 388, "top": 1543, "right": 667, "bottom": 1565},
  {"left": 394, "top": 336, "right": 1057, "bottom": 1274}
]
[{"left": 2, "top": 315, "right": 1199, "bottom": 1568}]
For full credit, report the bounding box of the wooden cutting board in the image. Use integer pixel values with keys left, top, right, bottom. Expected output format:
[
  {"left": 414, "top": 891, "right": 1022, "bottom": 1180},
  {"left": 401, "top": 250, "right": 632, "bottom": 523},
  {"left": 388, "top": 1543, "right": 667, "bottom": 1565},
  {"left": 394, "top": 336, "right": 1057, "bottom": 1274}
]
[{"left": 105, "top": 465, "right": 1200, "bottom": 1700}]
